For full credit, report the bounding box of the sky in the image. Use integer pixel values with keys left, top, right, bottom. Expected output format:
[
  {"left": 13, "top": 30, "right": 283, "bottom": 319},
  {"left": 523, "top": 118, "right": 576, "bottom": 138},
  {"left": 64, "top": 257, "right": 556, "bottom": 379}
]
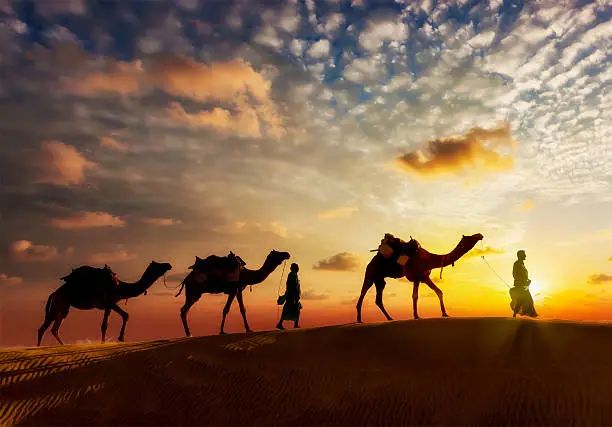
[{"left": 0, "top": 0, "right": 610, "bottom": 347}]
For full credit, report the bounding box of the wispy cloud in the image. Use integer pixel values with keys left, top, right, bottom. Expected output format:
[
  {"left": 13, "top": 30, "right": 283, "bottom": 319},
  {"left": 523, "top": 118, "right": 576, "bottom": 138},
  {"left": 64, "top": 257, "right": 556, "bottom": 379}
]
[
  {"left": 588, "top": 274, "right": 612, "bottom": 285},
  {"left": 317, "top": 207, "right": 358, "bottom": 220},
  {"left": 301, "top": 290, "right": 329, "bottom": 301},
  {"left": 141, "top": 218, "right": 182, "bottom": 226},
  {"left": 466, "top": 246, "right": 505, "bottom": 259},
  {"left": 100, "top": 136, "right": 128, "bottom": 152},
  {"left": 88, "top": 250, "right": 136, "bottom": 264},
  {"left": 50, "top": 212, "right": 126, "bottom": 230},
  {"left": 313, "top": 253, "right": 361, "bottom": 272},
  {"left": 0, "top": 274, "right": 23, "bottom": 286},
  {"left": 10, "top": 240, "right": 73, "bottom": 262}
]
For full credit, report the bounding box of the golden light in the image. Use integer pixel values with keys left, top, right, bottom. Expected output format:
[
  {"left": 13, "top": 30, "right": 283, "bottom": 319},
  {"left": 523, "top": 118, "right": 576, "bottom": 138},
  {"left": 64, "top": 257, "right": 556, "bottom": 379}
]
[{"left": 529, "top": 279, "right": 548, "bottom": 302}]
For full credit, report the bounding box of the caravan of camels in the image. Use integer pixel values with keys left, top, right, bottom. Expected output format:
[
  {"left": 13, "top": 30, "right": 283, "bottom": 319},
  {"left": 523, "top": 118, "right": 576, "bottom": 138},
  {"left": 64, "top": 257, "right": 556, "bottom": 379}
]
[{"left": 37, "top": 233, "right": 484, "bottom": 346}]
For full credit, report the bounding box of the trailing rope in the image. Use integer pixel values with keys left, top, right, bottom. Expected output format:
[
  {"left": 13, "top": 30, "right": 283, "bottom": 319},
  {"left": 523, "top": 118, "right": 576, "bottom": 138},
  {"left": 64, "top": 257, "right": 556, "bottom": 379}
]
[
  {"left": 162, "top": 271, "right": 181, "bottom": 290},
  {"left": 479, "top": 239, "right": 512, "bottom": 289},
  {"left": 276, "top": 259, "right": 288, "bottom": 321}
]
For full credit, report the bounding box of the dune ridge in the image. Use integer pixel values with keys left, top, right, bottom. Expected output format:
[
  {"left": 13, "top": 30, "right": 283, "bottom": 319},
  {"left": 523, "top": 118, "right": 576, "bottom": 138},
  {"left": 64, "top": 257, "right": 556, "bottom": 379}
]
[{"left": 3, "top": 318, "right": 612, "bottom": 425}]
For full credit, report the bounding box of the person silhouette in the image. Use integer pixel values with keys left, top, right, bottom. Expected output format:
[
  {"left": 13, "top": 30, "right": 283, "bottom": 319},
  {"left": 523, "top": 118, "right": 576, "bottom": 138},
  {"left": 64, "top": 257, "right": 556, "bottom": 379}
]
[
  {"left": 510, "top": 250, "right": 538, "bottom": 318},
  {"left": 276, "top": 263, "right": 301, "bottom": 330}
]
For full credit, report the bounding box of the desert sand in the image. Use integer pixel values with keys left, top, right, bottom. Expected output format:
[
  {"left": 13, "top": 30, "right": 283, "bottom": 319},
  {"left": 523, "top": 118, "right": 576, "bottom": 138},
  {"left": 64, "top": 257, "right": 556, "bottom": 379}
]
[{"left": 2, "top": 317, "right": 612, "bottom": 426}]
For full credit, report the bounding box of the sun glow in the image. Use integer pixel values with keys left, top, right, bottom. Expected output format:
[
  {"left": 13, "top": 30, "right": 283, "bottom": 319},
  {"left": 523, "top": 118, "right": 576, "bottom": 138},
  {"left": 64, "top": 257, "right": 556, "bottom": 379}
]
[{"left": 529, "top": 279, "right": 548, "bottom": 301}]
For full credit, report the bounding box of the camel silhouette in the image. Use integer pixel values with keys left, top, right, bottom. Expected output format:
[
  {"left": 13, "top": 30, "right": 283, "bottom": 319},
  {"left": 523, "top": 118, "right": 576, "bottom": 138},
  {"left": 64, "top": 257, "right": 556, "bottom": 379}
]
[
  {"left": 356, "top": 234, "right": 483, "bottom": 322},
  {"left": 176, "top": 250, "right": 291, "bottom": 336},
  {"left": 37, "top": 261, "right": 172, "bottom": 346}
]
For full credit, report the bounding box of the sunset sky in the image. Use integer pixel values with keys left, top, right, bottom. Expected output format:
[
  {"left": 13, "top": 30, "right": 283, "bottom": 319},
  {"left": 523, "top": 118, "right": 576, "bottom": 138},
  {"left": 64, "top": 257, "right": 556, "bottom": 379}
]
[{"left": 0, "top": 0, "right": 610, "bottom": 347}]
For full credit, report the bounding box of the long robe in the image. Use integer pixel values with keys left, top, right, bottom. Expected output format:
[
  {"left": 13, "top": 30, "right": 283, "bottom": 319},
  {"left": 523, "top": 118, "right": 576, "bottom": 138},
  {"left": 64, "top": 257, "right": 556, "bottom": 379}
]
[
  {"left": 510, "top": 260, "right": 538, "bottom": 317},
  {"left": 280, "top": 271, "right": 301, "bottom": 321}
]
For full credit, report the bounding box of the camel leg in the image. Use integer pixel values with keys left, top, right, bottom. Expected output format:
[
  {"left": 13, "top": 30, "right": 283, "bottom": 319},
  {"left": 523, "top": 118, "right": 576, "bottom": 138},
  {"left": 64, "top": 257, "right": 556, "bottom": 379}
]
[
  {"left": 38, "top": 294, "right": 69, "bottom": 346},
  {"left": 101, "top": 308, "right": 111, "bottom": 343},
  {"left": 235, "top": 289, "right": 252, "bottom": 333},
  {"left": 375, "top": 280, "right": 393, "bottom": 321},
  {"left": 109, "top": 303, "right": 129, "bottom": 342},
  {"left": 220, "top": 292, "right": 237, "bottom": 335},
  {"left": 412, "top": 280, "right": 421, "bottom": 319},
  {"left": 422, "top": 275, "right": 449, "bottom": 317},
  {"left": 356, "top": 278, "right": 375, "bottom": 323},
  {"left": 37, "top": 318, "right": 53, "bottom": 347},
  {"left": 180, "top": 292, "right": 201, "bottom": 337},
  {"left": 50, "top": 315, "right": 66, "bottom": 345}
]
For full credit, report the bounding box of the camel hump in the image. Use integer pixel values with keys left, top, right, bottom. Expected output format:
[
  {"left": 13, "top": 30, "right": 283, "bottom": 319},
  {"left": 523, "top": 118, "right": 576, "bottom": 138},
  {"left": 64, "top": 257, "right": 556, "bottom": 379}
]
[
  {"left": 61, "top": 265, "right": 117, "bottom": 285},
  {"left": 190, "top": 252, "right": 243, "bottom": 284}
]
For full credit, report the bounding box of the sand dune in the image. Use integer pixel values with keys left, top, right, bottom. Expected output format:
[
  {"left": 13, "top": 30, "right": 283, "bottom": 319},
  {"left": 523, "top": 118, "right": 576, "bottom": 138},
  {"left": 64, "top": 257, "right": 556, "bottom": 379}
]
[{"left": 3, "top": 318, "right": 612, "bottom": 425}]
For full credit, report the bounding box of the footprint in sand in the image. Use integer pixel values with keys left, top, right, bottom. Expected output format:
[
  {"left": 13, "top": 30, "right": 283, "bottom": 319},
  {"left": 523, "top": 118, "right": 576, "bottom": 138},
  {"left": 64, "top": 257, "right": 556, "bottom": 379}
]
[{"left": 224, "top": 335, "right": 277, "bottom": 351}]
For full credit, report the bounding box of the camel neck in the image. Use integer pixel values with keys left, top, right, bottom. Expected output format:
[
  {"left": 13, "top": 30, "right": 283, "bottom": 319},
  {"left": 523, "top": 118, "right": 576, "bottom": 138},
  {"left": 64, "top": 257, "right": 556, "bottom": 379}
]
[
  {"left": 117, "top": 267, "right": 160, "bottom": 299},
  {"left": 242, "top": 256, "right": 280, "bottom": 285}
]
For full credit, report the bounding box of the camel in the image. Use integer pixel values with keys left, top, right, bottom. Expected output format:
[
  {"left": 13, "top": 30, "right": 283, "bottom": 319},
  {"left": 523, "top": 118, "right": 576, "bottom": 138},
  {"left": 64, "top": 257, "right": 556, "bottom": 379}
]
[
  {"left": 176, "top": 249, "right": 291, "bottom": 336},
  {"left": 356, "top": 233, "right": 483, "bottom": 323},
  {"left": 37, "top": 261, "right": 172, "bottom": 346}
]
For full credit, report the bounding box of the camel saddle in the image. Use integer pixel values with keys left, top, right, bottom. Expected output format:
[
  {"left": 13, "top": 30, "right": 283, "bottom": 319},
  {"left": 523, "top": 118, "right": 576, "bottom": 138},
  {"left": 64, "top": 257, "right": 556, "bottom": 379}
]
[
  {"left": 61, "top": 264, "right": 119, "bottom": 287},
  {"left": 189, "top": 252, "right": 245, "bottom": 285},
  {"left": 378, "top": 233, "right": 420, "bottom": 266}
]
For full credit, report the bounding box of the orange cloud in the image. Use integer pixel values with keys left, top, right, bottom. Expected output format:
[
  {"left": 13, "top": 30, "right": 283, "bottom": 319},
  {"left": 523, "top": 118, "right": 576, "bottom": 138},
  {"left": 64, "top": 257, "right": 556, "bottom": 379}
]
[
  {"left": 10, "top": 240, "right": 73, "bottom": 262},
  {"left": 465, "top": 246, "right": 505, "bottom": 259},
  {"left": 519, "top": 200, "right": 534, "bottom": 212},
  {"left": 69, "top": 60, "right": 144, "bottom": 96},
  {"left": 0, "top": 274, "right": 23, "bottom": 287},
  {"left": 66, "top": 55, "right": 285, "bottom": 138},
  {"left": 317, "top": 206, "right": 359, "bottom": 220},
  {"left": 100, "top": 136, "right": 129, "bottom": 151},
  {"left": 50, "top": 211, "right": 126, "bottom": 229},
  {"left": 313, "top": 252, "right": 361, "bottom": 272},
  {"left": 588, "top": 274, "right": 612, "bottom": 285},
  {"left": 36, "top": 141, "right": 96, "bottom": 187},
  {"left": 141, "top": 218, "right": 181, "bottom": 226},
  {"left": 301, "top": 290, "right": 329, "bottom": 300},
  {"left": 396, "top": 122, "right": 518, "bottom": 177},
  {"left": 88, "top": 250, "right": 136, "bottom": 264}
]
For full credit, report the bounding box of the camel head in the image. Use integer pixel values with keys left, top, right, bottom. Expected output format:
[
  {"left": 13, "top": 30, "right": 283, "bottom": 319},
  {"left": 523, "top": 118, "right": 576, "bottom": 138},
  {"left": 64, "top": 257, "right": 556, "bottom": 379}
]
[
  {"left": 145, "top": 261, "right": 173, "bottom": 277},
  {"left": 267, "top": 250, "right": 291, "bottom": 267}
]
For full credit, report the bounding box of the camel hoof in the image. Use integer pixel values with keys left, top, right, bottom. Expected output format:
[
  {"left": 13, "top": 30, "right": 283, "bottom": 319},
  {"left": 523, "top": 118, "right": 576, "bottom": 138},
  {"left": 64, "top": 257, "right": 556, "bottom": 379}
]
[
  {"left": 414, "top": 316, "right": 420, "bottom": 320},
  {"left": 219, "top": 331, "right": 226, "bottom": 335},
  {"left": 442, "top": 313, "right": 450, "bottom": 318},
  {"left": 245, "top": 329, "right": 253, "bottom": 333}
]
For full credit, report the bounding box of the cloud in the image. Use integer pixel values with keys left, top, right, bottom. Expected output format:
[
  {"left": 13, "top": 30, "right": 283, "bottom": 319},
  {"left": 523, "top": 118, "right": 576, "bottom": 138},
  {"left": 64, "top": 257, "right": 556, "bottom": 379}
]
[
  {"left": 66, "top": 55, "right": 285, "bottom": 139},
  {"left": 358, "top": 14, "right": 408, "bottom": 52},
  {"left": 588, "top": 274, "right": 612, "bottom": 285},
  {"left": 313, "top": 252, "right": 361, "bottom": 272},
  {"left": 10, "top": 240, "right": 72, "bottom": 262},
  {"left": 466, "top": 246, "right": 505, "bottom": 259},
  {"left": 100, "top": 136, "right": 128, "bottom": 152},
  {"left": 396, "top": 123, "right": 519, "bottom": 178},
  {"left": 88, "top": 250, "right": 136, "bottom": 264},
  {"left": 301, "top": 290, "right": 329, "bottom": 301},
  {"left": 0, "top": 274, "right": 23, "bottom": 286},
  {"left": 518, "top": 200, "right": 534, "bottom": 212},
  {"left": 213, "top": 221, "right": 288, "bottom": 238},
  {"left": 308, "top": 39, "right": 331, "bottom": 59},
  {"left": 317, "top": 206, "right": 358, "bottom": 220},
  {"left": 141, "top": 218, "right": 182, "bottom": 226},
  {"left": 50, "top": 211, "right": 126, "bottom": 229},
  {"left": 35, "top": 141, "right": 96, "bottom": 187}
]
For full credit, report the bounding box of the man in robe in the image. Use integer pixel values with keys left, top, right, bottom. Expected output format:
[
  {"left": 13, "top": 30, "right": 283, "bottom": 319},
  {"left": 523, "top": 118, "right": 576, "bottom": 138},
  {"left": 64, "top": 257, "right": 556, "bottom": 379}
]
[
  {"left": 276, "top": 263, "right": 301, "bottom": 330},
  {"left": 510, "top": 250, "right": 538, "bottom": 317}
]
